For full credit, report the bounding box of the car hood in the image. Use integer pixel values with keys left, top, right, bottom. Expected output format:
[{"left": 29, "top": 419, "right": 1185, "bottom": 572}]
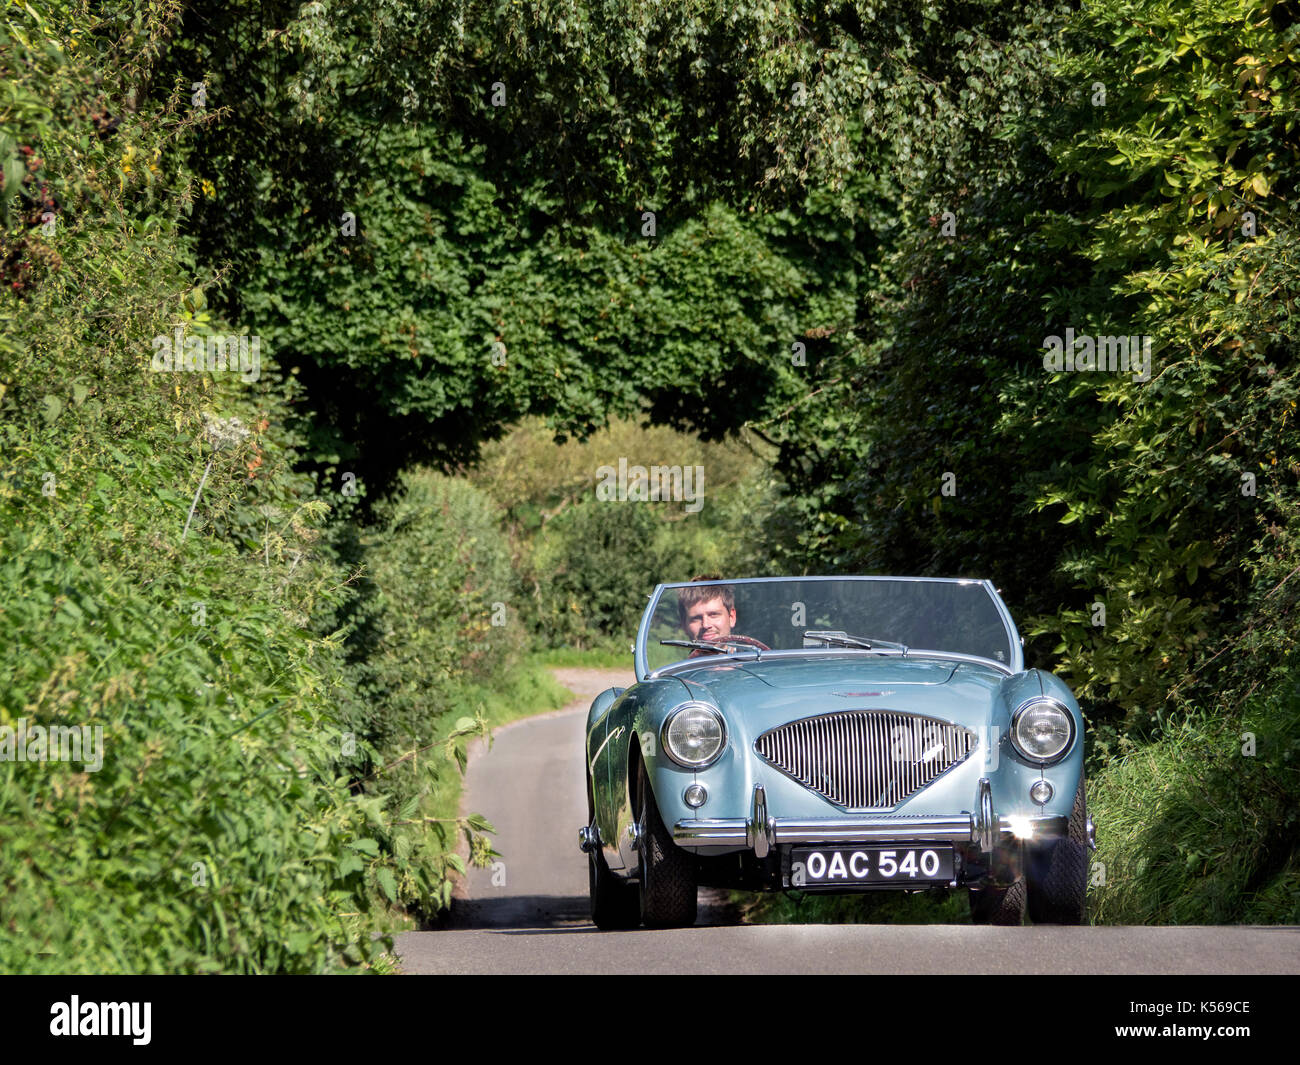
[{"left": 670, "top": 653, "right": 1007, "bottom": 732}]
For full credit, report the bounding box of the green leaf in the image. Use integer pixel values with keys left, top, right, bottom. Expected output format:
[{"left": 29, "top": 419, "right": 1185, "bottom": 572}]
[
  {"left": 465, "top": 813, "right": 495, "bottom": 833},
  {"left": 3, "top": 154, "right": 23, "bottom": 196}
]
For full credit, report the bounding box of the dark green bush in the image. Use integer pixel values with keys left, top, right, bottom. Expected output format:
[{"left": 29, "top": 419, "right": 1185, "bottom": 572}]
[
  {"left": 339, "top": 468, "right": 520, "bottom": 912},
  {"left": 526, "top": 497, "right": 686, "bottom": 647}
]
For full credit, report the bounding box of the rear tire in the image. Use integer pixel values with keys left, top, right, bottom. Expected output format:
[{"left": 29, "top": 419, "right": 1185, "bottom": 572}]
[
  {"left": 635, "top": 761, "right": 698, "bottom": 928},
  {"left": 588, "top": 778, "right": 640, "bottom": 930},
  {"left": 1026, "top": 776, "right": 1089, "bottom": 925}
]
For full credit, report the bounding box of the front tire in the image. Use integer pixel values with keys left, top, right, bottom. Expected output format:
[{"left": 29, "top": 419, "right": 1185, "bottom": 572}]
[
  {"left": 588, "top": 778, "right": 640, "bottom": 930},
  {"left": 1025, "top": 776, "right": 1089, "bottom": 925},
  {"left": 635, "top": 761, "right": 698, "bottom": 928},
  {"left": 969, "top": 845, "right": 1026, "bottom": 926}
]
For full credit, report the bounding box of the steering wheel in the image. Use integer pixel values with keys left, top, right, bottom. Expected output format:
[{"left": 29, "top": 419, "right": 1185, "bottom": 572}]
[
  {"left": 689, "top": 634, "right": 772, "bottom": 656},
  {"left": 723, "top": 634, "right": 771, "bottom": 651}
]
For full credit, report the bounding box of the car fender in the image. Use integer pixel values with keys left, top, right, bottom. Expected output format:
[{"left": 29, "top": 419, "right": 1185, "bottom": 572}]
[
  {"left": 990, "top": 668, "right": 1085, "bottom": 824},
  {"left": 586, "top": 686, "right": 630, "bottom": 869},
  {"left": 611, "top": 678, "right": 701, "bottom": 871}
]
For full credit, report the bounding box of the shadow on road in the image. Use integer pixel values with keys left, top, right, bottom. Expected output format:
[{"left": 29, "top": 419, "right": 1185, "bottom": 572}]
[
  {"left": 446, "top": 888, "right": 745, "bottom": 930},
  {"left": 448, "top": 894, "right": 590, "bottom": 929}
]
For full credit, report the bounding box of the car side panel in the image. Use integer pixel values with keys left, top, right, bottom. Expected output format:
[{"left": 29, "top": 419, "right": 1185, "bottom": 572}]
[
  {"left": 606, "top": 684, "right": 658, "bottom": 873},
  {"left": 595, "top": 686, "right": 646, "bottom": 871},
  {"left": 586, "top": 686, "right": 627, "bottom": 870}
]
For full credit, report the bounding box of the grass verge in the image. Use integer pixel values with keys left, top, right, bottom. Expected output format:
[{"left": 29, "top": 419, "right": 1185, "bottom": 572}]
[
  {"left": 533, "top": 644, "right": 635, "bottom": 671},
  {"left": 1086, "top": 673, "right": 1300, "bottom": 924}
]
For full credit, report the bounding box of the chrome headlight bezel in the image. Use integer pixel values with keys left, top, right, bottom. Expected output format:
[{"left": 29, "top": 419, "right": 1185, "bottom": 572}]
[
  {"left": 1010, "top": 697, "right": 1076, "bottom": 766},
  {"left": 661, "top": 703, "right": 727, "bottom": 768}
]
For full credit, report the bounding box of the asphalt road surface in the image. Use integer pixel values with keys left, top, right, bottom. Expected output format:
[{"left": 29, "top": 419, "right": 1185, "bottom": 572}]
[{"left": 394, "top": 668, "right": 1300, "bottom": 975}]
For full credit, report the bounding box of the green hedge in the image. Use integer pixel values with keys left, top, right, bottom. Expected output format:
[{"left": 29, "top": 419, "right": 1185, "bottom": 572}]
[
  {"left": 0, "top": 1, "right": 391, "bottom": 971},
  {"left": 339, "top": 468, "right": 522, "bottom": 912}
]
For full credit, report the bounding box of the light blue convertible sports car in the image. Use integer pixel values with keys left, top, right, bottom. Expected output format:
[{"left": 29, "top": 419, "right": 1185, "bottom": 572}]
[{"left": 579, "top": 576, "right": 1094, "bottom": 928}]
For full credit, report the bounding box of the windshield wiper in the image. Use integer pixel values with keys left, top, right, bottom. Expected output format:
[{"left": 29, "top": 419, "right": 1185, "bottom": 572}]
[
  {"left": 660, "top": 639, "right": 759, "bottom": 656},
  {"left": 802, "top": 630, "right": 909, "bottom": 653}
]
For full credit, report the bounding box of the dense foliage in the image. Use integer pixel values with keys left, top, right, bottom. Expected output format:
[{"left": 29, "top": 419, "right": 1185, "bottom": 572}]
[
  {"left": 0, "top": 3, "right": 394, "bottom": 970},
  {"left": 746, "top": 0, "right": 1300, "bottom": 919},
  {"left": 334, "top": 468, "right": 521, "bottom": 912},
  {"left": 469, "top": 418, "right": 781, "bottom": 645},
  {"left": 0, "top": 0, "right": 515, "bottom": 970}
]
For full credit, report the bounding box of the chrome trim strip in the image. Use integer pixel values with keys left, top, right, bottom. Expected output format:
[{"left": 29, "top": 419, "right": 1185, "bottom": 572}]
[
  {"left": 674, "top": 815, "right": 975, "bottom": 846},
  {"left": 982, "top": 578, "right": 1024, "bottom": 672},
  {"left": 672, "top": 813, "right": 1069, "bottom": 847},
  {"left": 747, "top": 784, "right": 775, "bottom": 858},
  {"left": 1027, "top": 816, "right": 1069, "bottom": 837},
  {"left": 635, "top": 584, "right": 662, "bottom": 680},
  {"left": 673, "top": 819, "right": 749, "bottom": 843},
  {"left": 774, "top": 816, "right": 975, "bottom": 844},
  {"left": 588, "top": 724, "right": 622, "bottom": 771},
  {"left": 976, "top": 777, "right": 996, "bottom": 852}
]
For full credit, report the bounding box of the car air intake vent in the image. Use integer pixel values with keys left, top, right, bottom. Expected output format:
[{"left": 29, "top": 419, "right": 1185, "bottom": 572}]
[{"left": 754, "top": 711, "right": 978, "bottom": 810}]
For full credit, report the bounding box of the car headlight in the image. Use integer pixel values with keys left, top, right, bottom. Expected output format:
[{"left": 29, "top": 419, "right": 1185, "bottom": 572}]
[
  {"left": 1010, "top": 697, "right": 1075, "bottom": 764},
  {"left": 661, "top": 703, "right": 726, "bottom": 768}
]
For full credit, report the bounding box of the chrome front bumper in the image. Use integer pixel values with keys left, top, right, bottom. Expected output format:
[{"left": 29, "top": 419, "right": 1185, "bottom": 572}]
[{"left": 672, "top": 779, "right": 1070, "bottom": 855}]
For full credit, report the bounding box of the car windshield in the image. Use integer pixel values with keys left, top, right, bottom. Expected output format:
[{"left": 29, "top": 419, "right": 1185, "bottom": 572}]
[{"left": 640, "top": 577, "right": 1016, "bottom": 673}]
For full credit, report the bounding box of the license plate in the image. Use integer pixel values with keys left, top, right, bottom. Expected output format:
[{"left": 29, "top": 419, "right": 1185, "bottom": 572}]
[{"left": 790, "top": 845, "right": 954, "bottom": 887}]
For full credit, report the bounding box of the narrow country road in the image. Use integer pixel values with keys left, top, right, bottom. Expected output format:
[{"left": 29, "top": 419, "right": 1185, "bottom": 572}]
[
  {"left": 445, "top": 666, "right": 647, "bottom": 929},
  {"left": 393, "top": 668, "right": 1300, "bottom": 975}
]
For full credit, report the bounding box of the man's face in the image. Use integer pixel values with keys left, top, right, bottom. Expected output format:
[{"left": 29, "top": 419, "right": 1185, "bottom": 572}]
[{"left": 683, "top": 596, "right": 736, "bottom": 642}]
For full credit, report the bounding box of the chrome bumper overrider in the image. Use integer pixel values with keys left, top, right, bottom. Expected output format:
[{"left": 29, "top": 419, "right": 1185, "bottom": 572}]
[{"left": 674, "top": 779, "right": 1070, "bottom": 854}]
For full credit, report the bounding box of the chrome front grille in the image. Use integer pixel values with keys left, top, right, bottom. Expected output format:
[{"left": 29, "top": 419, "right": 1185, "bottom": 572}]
[{"left": 754, "top": 711, "right": 977, "bottom": 810}]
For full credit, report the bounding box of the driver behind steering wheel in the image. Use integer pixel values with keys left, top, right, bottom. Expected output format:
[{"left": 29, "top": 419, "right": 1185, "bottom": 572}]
[{"left": 677, "top": 575, "right": 769, "bottom": 654}]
